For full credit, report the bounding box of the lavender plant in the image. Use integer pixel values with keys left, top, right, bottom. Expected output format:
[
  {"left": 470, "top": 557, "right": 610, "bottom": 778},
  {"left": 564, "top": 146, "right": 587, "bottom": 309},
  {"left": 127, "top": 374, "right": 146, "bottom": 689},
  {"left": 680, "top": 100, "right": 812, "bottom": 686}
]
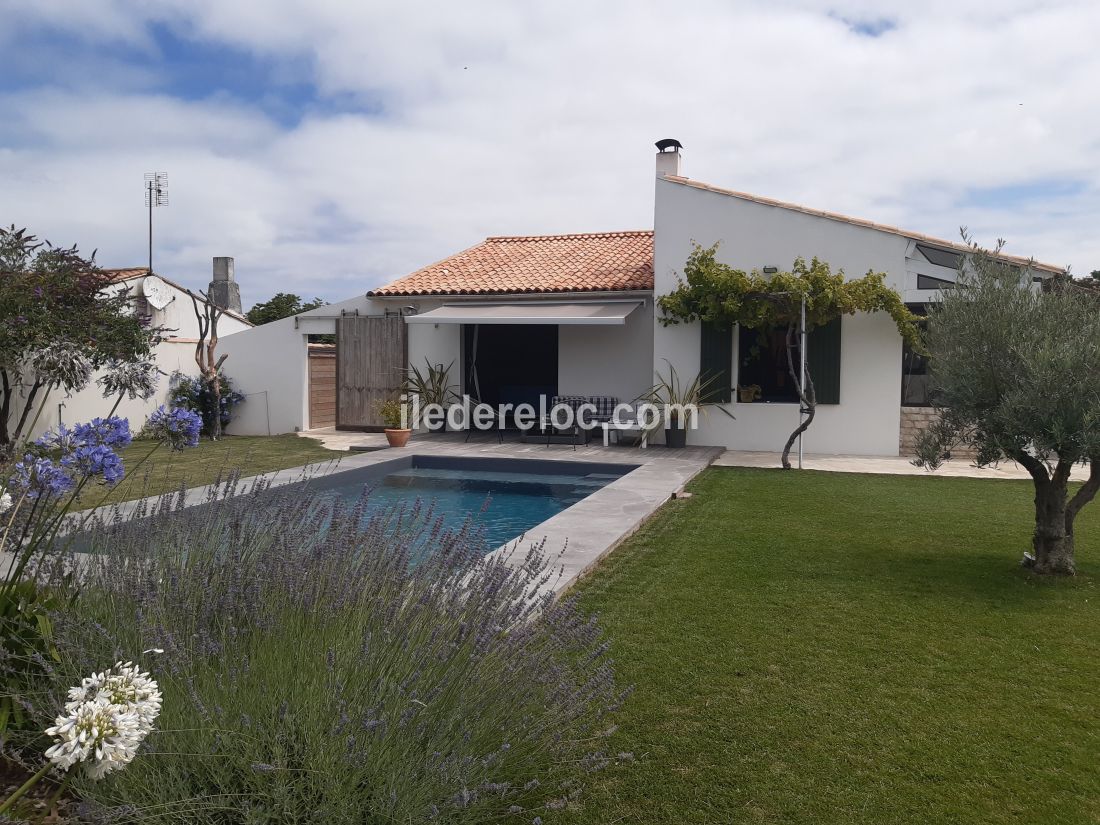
[
  {"left": 44, "top": 477, "right": 628, "bottom": 824},
  {"left": 0, "top": 409, "right": 202, "bottom": 740}
]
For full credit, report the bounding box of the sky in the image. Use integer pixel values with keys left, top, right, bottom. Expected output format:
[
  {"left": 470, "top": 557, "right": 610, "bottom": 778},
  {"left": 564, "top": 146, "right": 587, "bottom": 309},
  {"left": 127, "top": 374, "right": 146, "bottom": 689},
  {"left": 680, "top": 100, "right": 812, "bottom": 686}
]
[{"left": 1, "top": 0, "right": 1098, "bottom": 308}]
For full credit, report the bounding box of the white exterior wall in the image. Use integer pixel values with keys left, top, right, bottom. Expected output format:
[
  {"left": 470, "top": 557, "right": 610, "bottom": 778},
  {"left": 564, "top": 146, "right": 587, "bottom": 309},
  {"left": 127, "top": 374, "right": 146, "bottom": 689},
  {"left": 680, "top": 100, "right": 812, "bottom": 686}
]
[
  {"left": 219, "top": 316, "right": 308, "bottom": 436},
  {"left": 557, "top": 300, "right": 654, "bottom": 402},
  {"left": 19, "top": 278, "right": 251, "bottom": 441},
  {"left": 401, "top": 299, "right": 463, "bottom": 387},
  {"left": 220, "top": 294, "right": 385, "bottom": 435},
  {"left": 653, "top": 177, "right": 909, "bottom": 455}
]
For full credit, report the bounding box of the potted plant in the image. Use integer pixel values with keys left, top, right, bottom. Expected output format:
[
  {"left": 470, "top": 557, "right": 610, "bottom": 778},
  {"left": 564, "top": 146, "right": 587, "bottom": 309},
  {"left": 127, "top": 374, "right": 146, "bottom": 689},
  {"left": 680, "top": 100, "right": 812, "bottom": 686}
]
[
  {"left": 738, "top": 384, "right": 762, "bottom": 403},
  {"left": 375, "top": 396, "right": 412, "bottom": 447},
  {"left": 638, "top": 361, "right": 735, "bottom": 448},
  {"left": 403, "top": 360, "right": 456, "bottom": 433}
]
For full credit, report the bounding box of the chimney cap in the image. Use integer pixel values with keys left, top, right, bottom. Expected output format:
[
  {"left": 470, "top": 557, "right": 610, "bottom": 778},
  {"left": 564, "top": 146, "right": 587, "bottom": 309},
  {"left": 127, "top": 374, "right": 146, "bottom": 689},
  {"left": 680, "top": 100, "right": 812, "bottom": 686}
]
[{"left": 655, "top": 138, "right": 683, "bottom": 153}]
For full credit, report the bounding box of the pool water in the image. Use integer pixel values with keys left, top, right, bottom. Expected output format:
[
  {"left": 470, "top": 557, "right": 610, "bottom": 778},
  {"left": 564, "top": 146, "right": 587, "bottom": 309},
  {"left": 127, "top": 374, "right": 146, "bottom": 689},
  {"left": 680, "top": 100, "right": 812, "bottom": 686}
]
[{"left": 321, "top": 456, "right": 635, "bottom": 550}]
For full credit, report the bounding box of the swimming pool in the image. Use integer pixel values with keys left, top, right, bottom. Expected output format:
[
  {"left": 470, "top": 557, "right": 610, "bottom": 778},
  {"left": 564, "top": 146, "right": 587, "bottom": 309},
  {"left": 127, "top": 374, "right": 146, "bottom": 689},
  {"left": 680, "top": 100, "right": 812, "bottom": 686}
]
[{"left": 300, "top": 455, "right": 638, "bottom": 551}]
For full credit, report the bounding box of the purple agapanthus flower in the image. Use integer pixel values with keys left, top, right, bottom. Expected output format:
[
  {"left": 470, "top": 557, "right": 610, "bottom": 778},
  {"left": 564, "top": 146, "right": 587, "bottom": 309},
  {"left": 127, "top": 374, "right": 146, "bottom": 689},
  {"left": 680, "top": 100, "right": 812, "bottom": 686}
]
[
  {"left": 147, "top": 406, "right": 202, "bottom": 451},
  {"left": 19, "top": 416, "right": 132, "bottom": 492},
  {"left": 63, "top": 443, "right": 126, "bottom": 486},
  {"left": 72, "top": 417, "right": 132, "bottom": 450},
  {"left": 10, "top": 455, "right": 76, "bottom": 500},
  {"left": 35, "top": 423, "right": 74, "bottom": 453}
]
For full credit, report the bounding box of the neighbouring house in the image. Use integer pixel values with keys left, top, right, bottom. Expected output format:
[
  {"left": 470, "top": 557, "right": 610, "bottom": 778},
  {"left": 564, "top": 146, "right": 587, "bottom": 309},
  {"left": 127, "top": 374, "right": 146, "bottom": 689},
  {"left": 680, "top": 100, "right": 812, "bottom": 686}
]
[
  {"left": 222, "top": 142, "right": 1064, "bottom": 456},
  {"left": 18, "top": 258, "right": 252, "bottom": 441}
]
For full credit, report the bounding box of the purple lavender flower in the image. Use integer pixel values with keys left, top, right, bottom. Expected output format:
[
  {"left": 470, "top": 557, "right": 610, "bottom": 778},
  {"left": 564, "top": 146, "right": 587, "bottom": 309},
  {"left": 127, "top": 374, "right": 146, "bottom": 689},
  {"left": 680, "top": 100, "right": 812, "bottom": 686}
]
[{"left": 146, "top": 406, "right": 202, "bottom": 450}]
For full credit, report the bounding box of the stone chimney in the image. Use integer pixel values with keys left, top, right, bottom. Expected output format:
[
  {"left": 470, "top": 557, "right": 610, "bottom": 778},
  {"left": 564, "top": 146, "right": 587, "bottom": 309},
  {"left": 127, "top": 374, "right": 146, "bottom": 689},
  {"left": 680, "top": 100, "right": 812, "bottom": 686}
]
[
  {"left": 208, "top": 256, "right": 242, "bottom": 314},
  {"left": 655, "top": 138, "right": 683, "bottom": 177}
]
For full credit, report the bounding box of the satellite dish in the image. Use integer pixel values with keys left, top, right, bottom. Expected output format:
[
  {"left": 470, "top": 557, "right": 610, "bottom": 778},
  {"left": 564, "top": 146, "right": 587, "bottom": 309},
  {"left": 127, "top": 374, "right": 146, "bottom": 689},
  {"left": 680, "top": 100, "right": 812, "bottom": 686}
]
[{"left": 141, "top": 275, "right": 172, "bottom": 310}]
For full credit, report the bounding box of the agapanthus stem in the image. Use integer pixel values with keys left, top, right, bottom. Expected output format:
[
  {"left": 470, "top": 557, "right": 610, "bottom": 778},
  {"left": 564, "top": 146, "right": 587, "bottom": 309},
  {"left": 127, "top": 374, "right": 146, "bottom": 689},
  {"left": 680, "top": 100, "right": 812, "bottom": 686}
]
[
  {"left": 0, "top": 761, "right": 52, "bottom": 815},
  {"left": 38, "top": 773, "right": 71, "bottom": 823}
]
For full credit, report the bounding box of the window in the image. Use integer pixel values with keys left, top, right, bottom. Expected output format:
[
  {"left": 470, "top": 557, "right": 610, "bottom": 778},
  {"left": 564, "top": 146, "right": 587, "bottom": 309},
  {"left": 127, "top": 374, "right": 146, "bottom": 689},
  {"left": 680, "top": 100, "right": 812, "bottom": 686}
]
[
  {"left": 915, "top": 244, "right": 962, "bottom": 270},
  {"left": 901, "top": 306, "right": 932, "bottom": 406},
  {"left": 699, "top": 321, "right": 733, "bottom": 403},
  {"left": 738, "top": 325, "right": 800, "bottom": 402},
  {"left": 736, "top": 319, "right": 842, "bottom": 404},
  {"left": 134, "top": 294, "right": 152, "bottom": 322},
  {"left": 916, "top": 273, "right": 956, "bottom": 291}
]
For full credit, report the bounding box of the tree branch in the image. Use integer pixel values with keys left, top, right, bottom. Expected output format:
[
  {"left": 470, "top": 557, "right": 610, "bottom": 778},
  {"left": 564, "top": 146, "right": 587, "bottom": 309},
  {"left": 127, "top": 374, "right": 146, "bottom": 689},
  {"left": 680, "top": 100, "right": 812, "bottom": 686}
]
[
  {"left": 1010, "top": 448, "right": 1051, "bottom": 485},
  {"left": 11, "top": 378, "right": 44, "bottom": 445},
  {"left": 0, "top": 369, "right": 11, "bottom": 445},
  {"left": 1066, "top": 459, "right": 1100, "bottom": 526}
]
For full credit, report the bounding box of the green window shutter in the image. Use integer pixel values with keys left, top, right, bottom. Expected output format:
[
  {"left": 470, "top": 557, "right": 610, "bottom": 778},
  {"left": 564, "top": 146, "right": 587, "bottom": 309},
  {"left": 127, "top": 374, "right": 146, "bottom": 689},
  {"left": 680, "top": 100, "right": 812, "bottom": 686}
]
[
  {"left": 700, "top": 321, "right": 733, "bottom": 403},
  {"left": 807, "top": 317, "right": 842, "bottom": 404}
]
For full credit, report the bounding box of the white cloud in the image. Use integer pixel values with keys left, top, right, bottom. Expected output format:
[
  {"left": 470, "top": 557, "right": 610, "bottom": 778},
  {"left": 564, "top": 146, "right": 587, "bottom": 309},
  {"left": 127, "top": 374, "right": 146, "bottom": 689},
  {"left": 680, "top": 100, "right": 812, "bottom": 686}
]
[{"left": 0, "top": 0, "right": 1098, "bottom": 307}]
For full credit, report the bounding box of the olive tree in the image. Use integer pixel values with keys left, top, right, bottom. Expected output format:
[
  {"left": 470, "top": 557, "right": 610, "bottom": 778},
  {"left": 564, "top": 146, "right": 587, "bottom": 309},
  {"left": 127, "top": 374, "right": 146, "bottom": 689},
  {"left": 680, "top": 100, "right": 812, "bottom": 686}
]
[
  {"left": 914, "top": 243, "right": 1100, "bottom": 575},
  {"left": 659, "top": 244, "right": 921, "bottom": 468}
]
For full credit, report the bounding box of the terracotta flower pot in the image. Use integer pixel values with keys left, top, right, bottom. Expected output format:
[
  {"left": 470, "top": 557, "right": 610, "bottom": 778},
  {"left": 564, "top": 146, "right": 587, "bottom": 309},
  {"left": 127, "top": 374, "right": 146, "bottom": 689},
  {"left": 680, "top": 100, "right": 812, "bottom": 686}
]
[{"left": 385, "top": 428, "right": 412, "bottom": 447}]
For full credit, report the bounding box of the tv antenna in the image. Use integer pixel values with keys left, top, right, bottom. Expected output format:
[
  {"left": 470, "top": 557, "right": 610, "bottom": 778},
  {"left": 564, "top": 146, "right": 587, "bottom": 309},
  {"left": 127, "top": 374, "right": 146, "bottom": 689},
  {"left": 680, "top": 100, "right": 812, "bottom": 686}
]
[{"left": 144, "top": 172, "right": 168, "bottom": 273}]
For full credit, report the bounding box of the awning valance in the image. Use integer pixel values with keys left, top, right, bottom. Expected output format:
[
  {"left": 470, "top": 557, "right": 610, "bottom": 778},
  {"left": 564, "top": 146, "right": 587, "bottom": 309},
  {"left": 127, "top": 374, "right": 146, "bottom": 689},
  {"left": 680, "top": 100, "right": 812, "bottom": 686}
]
[{"left": 404, "top": 301, "right": 642, "bottom": 325}]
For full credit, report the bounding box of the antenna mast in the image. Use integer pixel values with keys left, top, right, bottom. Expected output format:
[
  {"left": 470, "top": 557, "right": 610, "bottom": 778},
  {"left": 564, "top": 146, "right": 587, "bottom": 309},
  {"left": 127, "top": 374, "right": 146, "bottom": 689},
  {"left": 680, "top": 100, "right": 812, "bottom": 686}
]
[{"left": 144, "top": 172, "right": 168, "bottom": 273}]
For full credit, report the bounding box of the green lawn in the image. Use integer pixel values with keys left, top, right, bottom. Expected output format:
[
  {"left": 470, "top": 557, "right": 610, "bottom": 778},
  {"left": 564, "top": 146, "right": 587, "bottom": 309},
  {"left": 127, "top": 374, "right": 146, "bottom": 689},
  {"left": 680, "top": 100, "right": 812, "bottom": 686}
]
[
  {"left": 562, "top": 467, "right": 1100, "bottom": 825},
  {"left": 77, "top": 434, "right": 340, "bottom": 506}
]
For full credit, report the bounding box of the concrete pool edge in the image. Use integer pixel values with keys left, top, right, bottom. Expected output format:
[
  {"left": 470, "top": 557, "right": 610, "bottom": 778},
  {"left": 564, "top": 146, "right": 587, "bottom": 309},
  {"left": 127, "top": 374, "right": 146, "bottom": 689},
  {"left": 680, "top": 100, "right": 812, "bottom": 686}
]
[
  {"left": 52, "top": 440, "right": 722, "bottom": 597},
  {"left": 483, "top": 454, "right": 720, "bottom": 596}
]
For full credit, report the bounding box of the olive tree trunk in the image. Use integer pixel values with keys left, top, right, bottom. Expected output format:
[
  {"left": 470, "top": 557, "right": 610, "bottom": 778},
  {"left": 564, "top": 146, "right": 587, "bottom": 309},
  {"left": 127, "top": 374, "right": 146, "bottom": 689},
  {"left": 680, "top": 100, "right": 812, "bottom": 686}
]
[
  {"left": 1032, "top": 476, "right": 1075, "bottom": 575},
  {"left": 1021, "top": 457, "right": 1100, "bottom": 576}
]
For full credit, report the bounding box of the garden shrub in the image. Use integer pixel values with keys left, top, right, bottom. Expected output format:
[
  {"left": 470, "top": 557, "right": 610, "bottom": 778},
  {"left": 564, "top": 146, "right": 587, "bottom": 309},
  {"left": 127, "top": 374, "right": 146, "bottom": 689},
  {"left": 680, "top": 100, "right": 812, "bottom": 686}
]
[
  {"left": 167, "top": 371, "right": 244, "bottom": 437},
  {"left": 43, "top": 477, "right": 627, "bottom": 823}
]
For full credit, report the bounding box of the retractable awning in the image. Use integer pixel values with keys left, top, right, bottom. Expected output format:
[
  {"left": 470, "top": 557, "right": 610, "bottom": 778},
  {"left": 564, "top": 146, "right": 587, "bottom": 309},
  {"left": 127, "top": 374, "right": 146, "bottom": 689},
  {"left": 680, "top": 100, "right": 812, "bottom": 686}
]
[{"left": 403, "top": 301, "right": 642, "bottom": 325}]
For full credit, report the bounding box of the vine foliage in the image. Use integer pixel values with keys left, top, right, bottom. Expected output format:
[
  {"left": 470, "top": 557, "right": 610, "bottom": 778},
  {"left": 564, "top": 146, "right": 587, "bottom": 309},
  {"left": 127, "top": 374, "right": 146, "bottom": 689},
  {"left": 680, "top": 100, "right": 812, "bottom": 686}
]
[{"left": 659, "top": 243, "right": 921, "bottom": 467}]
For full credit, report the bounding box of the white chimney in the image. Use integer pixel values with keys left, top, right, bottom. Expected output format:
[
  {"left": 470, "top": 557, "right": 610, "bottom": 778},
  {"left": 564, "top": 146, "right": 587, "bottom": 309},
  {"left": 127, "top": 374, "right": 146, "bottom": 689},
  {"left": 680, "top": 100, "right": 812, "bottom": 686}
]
[{"left": 655, "top": 138, "right": 683, "bottom": 177}]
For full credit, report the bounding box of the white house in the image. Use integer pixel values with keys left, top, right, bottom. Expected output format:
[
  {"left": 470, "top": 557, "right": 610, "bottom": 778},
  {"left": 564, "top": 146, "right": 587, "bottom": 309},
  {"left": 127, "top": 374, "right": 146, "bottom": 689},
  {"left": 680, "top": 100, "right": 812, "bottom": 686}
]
[
  {"left": 18, "top": 259, "right": 252, "bottom": 441},
  {"left": 222, "top": 142, "right": 1064, "bottom": 456}
]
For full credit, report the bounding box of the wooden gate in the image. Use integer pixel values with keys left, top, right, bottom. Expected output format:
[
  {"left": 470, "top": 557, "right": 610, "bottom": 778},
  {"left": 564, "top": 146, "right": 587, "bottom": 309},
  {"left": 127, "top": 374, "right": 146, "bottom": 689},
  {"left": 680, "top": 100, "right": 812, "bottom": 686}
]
[
  {"left": 307, "top": 345, "right": 336, "bottom": 429},
  {"left": 336, "top": 315, "right": 407, "bottom": 430}
]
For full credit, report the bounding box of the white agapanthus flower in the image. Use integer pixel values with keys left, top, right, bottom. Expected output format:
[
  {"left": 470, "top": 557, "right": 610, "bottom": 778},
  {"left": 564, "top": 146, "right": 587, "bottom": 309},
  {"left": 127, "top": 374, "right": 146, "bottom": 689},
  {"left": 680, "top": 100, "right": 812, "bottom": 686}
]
[
  {"left": 0, "top": 489, "right": 12, "bottom": 514},
  {"left": 44, "top": 695, "right": 144, "bottom": 779},
  {"left": 30, "top": 343, "right": 93, "bottom": 393},
  {"left": 97, "top": 359, "right": 161, "bottom": 401},
  {"left": 45, "top": 662, "right": 162, "bottom": 779},
  {"left": 67, "top": 661, "right": 163, "bottom": 732}
]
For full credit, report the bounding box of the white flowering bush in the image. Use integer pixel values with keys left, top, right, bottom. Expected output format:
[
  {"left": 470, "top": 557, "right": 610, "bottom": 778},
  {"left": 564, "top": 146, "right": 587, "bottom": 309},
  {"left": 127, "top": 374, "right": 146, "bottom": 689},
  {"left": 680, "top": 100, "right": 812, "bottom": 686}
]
[{"left": 0, "top": 661, "right": 161, "bottom": 816}]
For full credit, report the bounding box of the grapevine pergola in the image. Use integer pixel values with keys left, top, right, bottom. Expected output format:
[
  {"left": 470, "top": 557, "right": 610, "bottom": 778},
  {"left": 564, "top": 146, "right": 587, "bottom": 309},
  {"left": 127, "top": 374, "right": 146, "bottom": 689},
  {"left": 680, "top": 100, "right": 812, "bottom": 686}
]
[{"left": 659, "top": 244, "right": 922, "bottom": 468}]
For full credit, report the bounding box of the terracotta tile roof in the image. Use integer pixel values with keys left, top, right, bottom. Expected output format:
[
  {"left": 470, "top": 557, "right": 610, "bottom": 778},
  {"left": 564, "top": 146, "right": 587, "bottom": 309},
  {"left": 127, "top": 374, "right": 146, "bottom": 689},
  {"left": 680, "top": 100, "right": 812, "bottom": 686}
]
[
  {"left": 368, "top": 231, "right": 654, "bottom": 296},
  {"left": 662, "top": 176, "right": 1067, "bottom": 275},
  {"left": 102, "top": 267, "right": 151, "bottom": 282}
]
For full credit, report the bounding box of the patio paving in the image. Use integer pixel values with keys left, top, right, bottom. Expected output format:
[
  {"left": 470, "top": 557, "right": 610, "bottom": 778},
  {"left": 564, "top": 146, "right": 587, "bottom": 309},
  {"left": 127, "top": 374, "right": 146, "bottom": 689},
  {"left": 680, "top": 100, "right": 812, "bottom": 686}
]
[
  {"left": 715, "top": 449, "right": 1092, "bottom": 481},
  {"left": 296, "top": 427, "right": 389, "bottom": 451}
]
